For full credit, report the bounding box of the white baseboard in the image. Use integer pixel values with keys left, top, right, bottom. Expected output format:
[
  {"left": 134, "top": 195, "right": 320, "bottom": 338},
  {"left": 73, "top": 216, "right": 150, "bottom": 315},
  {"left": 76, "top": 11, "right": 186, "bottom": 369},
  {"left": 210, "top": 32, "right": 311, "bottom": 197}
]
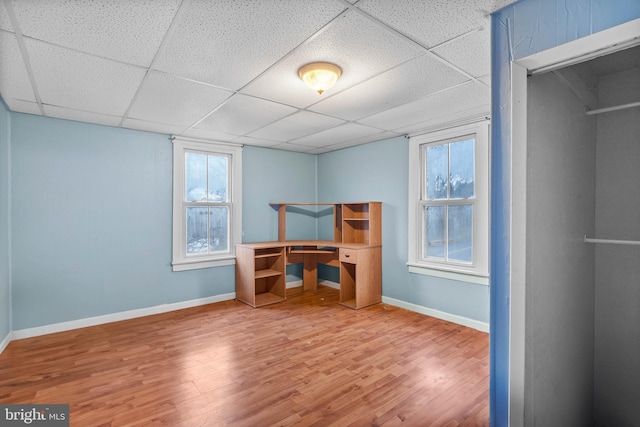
[
  {"left": 288, "top": 281, "right": 485, "bottom": 331},
  {"left": 0, "top": 330, "right": 12, "bottom": 354},
  {"left": 382, "top": 296, "right": 489, "bottom": 332},
  {"left": 286, "top": 280, "right": 303, "bottom": 289},
  {"left": 5, "top": 288, "right": 487, "bottom": 352},
  {"left": 286, "top": 280, "right": 339, "bottom": 290},
  {"left": 319, "top": 280, "right": 339, "bottom": 289},
  {"left": 290, "top": 281, "right": 485, "bottom": 332},
  {"left": 11, "top": 293, "right": 236, "bottom": 341}
]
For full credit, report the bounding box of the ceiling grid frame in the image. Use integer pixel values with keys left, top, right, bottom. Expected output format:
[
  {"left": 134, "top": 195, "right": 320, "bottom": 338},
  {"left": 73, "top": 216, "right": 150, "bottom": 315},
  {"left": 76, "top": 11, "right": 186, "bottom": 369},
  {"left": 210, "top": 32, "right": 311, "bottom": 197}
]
[
  {"left": 0, "top": 0, "right": 519, "bottom": 153},
  {"left": 3, "top": 0, "right": 44, "bottom": 114}
]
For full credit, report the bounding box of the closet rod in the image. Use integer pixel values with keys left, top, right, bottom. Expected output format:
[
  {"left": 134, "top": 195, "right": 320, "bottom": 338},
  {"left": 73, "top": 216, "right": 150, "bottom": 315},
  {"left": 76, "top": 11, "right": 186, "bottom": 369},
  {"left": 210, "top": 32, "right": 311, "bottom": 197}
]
[
  {"left": 585, "top": 101, "right": 640, "bottom": 116},
  {"left": 583, "top": 234, "right": 640, "bottom": 246}
]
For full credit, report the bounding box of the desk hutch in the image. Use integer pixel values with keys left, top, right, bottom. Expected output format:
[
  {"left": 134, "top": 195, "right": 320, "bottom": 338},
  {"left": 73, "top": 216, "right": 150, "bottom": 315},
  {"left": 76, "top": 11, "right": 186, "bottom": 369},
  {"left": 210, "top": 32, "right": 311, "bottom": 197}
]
[{"left": 235, "top": 202, "right": 382, "bottom": 309}]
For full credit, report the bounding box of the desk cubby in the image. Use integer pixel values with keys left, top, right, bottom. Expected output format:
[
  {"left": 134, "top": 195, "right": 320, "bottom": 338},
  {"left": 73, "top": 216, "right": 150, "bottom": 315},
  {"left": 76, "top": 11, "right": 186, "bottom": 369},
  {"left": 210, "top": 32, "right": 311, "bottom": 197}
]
[
  {"left": 236, "top": 245, "right": 285, "bottom": 307},
  {"left": 342, "top": 203, "right": 381, "bottom": 245}
]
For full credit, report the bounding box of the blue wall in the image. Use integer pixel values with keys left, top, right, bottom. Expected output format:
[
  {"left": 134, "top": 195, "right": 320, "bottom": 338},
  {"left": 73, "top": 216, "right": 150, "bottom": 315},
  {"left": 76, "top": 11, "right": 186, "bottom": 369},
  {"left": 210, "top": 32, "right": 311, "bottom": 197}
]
[
  {"left": 0, "top": 99, "right": 10, "bottom": 343},
  {"left": 5, "top": 106, "right": 489, "bottom": 336},
  {"left": 318, "top": 137, "right": 489, "bottom": 324},
  {"left": 10, "top": 114, "right": 236, "bottom": 330},
  {"left": 6, "top": 114, "right": 319, "bottom": 330},
  {"left": 490, "top": 1, "right": 640, "bottom": 425},
  {"left": 242, "top": 146, "right": 317, "bottom": 242},
  {"left": 242, "top": 145, "right": 317, "bottom": 281}
]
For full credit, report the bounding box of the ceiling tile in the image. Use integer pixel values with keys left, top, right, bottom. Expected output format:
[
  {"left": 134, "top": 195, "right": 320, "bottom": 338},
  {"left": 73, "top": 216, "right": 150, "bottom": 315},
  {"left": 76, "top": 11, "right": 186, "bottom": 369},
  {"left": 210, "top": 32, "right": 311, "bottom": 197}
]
[
  {"left": 127, "top": 71, "right": 233, "bottom": 128},
  {"left": 358, "top": 0, "right": 500, "bottom": 48},
  {"left": 270, "top": 142, "right": 316, "bottom": 153},
  {"left": 321, "top": 131, "right": 400, "bottom": 151},
  {"left": 491, "top": 0, "right": 520, "bottom": 10},
  {"left": 248, "top": 110, "right": 345, "bottom": 142},
  {"left": 0, "top": 1, "right": 510, "bottom": 154},
  {"left": 401, "top": 104, "right": 491, "bottom": 136},
  {"left": 290, "top": 122, "right": 384, "bottom": 147},
  {"left": 44, "top": 105, "right": 122, "bottom": 128},
  {"left": 357, "top": 81, "right": 490, "bottom": 131},
  {"left": 241, "top": 9, "right": 424, "bottom": 107},
  {"left": 0, "top": 32, "right": 35, "bottom": 102},
  {"left": 11, "top": 0, "right": 181, "bottom": 67},
  {"left": 121, "top": 118, "right": 188, "bottom": 136},
  {"left": 196, "top": 94, "right": 298, "bottom": 135},
  {"left": 307, "top": 146, "right": 333, "bottom": 154},
  {"left": 0, "top": 2, "right": 13, "bottom": 31},
  {"left": 153, "top": 0, "right": 346, "bottom": 90},
  {"left": 310, "top": 53, "right": 468, "bottom": 121},
  {"left": 432, "top": 28, "right": 490, "bottom": 78},
  {"left": 4, "top": 99, "right": 40, "bottom": 115},
  {"left": 233, "top": 136, "right": 283, "bottom": 148},
  {"left": 180, "top": 127, "right": 239, "bottom": 142},
  {"left": 26, "top": 39, "right": 146, "bottom": 117}
]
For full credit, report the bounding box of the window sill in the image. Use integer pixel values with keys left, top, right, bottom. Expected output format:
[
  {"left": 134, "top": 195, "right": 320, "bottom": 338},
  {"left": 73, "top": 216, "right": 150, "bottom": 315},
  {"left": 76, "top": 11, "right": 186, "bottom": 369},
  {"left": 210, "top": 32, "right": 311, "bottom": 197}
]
[
  {"left": 172, "top": 256, "right": 236, "bottom": 272},
  {"left": 407, "top": 262, "right": 489, "bottom": 286}
]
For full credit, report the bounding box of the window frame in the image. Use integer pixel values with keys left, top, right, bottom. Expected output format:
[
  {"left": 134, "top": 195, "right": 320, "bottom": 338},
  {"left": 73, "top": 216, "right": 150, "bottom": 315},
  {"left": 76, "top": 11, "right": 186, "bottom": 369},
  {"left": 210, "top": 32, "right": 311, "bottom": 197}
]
[
  {"left": 172, "top": 137, "right": 242, "bottom": 272},
  {"left": 408, "top": 121, "right": 490, "bottom": 283}
]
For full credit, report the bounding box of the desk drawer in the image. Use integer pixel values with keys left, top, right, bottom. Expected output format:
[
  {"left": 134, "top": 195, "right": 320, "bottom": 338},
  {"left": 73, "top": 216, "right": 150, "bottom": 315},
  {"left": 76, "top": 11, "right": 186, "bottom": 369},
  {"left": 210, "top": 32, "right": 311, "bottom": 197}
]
[{"left": 340, "top": 248, "right": 358, "bottom": 264}]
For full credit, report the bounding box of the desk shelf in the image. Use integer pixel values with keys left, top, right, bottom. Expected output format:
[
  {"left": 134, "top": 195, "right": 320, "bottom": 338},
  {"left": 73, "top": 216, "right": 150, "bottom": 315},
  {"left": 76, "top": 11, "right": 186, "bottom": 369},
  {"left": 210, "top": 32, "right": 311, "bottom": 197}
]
[
  {"left": 254, "top": 292, "right": 285, "bottom": 307},
  {"left": 289, "top": 247, "right": 336, "bottom": 255},
  {"left": 289, "top": 249, "right": 335, "bottom": 254},
  {"left": 340, "top": 298, "right": 357, "bottom": 310},
  {"left": 254, "top": 269, "right": 282, "bottom": 279}
]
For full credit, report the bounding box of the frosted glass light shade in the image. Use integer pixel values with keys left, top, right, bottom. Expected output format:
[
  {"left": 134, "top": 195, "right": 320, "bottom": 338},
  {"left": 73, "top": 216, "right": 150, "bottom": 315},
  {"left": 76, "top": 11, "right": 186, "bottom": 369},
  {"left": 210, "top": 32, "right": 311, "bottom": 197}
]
[{"left": 298, "top": 62, "right": 342, "bottom": 94}]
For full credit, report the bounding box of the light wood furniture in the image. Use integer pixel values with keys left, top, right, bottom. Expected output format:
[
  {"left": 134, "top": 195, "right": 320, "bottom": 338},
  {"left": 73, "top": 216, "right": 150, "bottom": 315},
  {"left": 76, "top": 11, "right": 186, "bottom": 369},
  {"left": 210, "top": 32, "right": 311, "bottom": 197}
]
[
  {"left": 339, "top": 246, "right": 382, "bottom": 309},
  {"left": 235, "top": 202, "right": 382, "bottom": 309},
  {"left": 235, "top": 245, "right": 285, "bottom": 308}
]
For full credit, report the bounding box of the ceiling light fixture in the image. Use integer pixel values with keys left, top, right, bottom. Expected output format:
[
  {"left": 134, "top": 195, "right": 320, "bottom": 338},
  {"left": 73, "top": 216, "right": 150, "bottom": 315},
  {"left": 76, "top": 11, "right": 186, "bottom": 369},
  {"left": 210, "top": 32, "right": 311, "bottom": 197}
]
[{"left": 298, "top": 62, "right": 342, "bottom": 95}]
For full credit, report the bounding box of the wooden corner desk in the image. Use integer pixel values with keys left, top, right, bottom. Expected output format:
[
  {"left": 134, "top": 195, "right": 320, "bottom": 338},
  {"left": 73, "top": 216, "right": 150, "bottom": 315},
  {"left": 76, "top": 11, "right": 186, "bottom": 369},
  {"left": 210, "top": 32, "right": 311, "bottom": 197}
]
[{"left": 235, "top": 202, "right": 382, "bottom": 310}]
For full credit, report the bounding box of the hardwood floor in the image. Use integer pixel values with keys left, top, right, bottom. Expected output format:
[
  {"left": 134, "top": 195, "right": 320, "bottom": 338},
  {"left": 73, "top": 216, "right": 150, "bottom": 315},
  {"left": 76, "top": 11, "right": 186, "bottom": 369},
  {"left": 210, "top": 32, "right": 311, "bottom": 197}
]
[{"left": 0, "top": 286, "right": 489, "bottom": 426}]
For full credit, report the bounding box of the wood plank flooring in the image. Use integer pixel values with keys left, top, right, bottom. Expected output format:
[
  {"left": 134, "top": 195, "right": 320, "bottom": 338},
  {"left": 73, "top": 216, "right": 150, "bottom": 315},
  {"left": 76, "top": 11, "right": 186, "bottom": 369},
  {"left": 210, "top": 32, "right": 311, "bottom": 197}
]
[{"left": 0, "top": 286, "right": 489, "bottom": 426}]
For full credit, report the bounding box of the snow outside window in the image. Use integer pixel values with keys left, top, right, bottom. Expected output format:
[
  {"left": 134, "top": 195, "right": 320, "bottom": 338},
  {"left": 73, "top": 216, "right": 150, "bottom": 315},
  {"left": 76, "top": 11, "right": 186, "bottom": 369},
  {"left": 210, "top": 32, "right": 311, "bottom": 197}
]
[
  {"left": 172, "top": 137, "right": 242, "bottom": 271},
  {"left": 408, "top": 121, "right": 489, "bottom": 283}
]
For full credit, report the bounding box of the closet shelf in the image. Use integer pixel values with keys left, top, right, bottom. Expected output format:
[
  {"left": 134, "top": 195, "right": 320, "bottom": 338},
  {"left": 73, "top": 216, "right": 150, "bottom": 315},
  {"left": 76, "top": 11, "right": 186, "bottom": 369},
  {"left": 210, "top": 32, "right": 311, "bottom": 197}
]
[
  {"left": 585, "top": 101, "right": 640, "bottom": 116},
  {"left": 583, "top": 234, "right": 640, "bottom": 246}
]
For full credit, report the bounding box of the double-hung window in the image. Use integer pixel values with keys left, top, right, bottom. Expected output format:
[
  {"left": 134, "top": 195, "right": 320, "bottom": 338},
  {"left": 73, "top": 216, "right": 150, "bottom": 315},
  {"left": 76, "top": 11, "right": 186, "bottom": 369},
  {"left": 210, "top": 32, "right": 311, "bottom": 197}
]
[
  {"left": 408, "top": 121, "right": 489, "bottom": 282},
  {"left": 172, "top": 137, "right": 242, "bottom": 271}
]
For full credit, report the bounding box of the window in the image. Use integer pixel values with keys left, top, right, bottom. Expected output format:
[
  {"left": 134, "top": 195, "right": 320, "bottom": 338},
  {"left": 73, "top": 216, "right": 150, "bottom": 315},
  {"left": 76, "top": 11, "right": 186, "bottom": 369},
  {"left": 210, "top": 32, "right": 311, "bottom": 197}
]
[
  {"left": 172, "top": 137, "right": 242, "bottom": 271},
  {"left": 408, "top": 121, "right": 489, "bottom": 282}
]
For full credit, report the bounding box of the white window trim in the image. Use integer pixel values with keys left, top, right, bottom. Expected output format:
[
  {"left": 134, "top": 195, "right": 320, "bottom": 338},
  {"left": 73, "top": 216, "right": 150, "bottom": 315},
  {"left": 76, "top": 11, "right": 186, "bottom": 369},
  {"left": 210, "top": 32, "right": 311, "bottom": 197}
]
[
  {"left": 408, "top": 120, "right": 490, "bottom": 283},
  {"left": 172, "top": 136, "right": 242, "bottom": 272}
]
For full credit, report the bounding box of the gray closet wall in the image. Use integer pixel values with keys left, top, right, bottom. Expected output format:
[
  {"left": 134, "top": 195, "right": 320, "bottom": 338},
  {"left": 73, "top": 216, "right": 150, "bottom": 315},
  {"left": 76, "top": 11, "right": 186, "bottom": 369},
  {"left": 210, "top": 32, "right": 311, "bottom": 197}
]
[
  {"left": 593, "top": 62, "right": 640, "bottom": 426},
  {"left": 525, "top": 46, "right": 640, "bottom": 426},
  {"left": 526, "top": 69, "right": 596, "bottom": 426}
]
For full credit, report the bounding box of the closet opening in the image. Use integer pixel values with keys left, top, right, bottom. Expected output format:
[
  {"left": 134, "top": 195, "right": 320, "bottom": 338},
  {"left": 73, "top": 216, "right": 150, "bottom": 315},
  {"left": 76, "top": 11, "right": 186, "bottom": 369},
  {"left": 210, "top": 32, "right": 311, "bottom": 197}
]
[{"left": 517, "top": 42, "right": 640, "bottom": 426}]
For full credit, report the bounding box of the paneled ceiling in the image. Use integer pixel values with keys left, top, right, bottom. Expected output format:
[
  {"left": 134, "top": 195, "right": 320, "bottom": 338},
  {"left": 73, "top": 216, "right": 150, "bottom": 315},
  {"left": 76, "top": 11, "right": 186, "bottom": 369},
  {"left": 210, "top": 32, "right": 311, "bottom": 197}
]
[{"left": 0, "top": 0, "right": 516, "bottom": 153}]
